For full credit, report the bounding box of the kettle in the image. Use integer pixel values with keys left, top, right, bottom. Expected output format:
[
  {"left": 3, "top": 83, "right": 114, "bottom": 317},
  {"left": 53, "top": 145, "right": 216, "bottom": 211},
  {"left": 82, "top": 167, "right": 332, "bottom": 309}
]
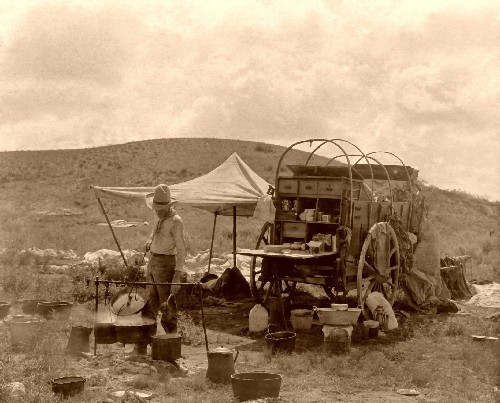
[{"left": 206, "top": 347, "right": 239, "bottom": 383}]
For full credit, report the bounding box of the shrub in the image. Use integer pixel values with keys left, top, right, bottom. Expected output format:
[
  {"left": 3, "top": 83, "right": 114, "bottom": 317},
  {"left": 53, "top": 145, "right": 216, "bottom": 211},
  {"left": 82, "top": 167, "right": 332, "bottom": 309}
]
[{"left": 254, "top": 144, "right": 273, "bottom": 153}]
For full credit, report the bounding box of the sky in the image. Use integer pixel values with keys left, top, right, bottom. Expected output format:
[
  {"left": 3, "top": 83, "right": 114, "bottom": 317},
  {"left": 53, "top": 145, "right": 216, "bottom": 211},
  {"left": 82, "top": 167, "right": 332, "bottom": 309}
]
[{"left": 0, "top": 0, "right": 499, "bottom": 200}]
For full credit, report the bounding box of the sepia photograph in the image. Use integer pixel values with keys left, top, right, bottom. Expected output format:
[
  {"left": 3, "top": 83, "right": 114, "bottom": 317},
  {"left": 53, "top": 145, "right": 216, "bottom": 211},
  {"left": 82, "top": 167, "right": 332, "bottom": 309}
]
[{"left": 0, "top": 1, "right": 498, "bottom": 402}]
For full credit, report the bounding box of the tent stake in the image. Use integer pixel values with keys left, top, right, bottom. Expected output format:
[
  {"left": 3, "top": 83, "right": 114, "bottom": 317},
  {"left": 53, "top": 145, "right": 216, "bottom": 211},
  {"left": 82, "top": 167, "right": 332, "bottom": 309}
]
[{"left": 94, "top": 194, "right": 130, "bottom": 271}]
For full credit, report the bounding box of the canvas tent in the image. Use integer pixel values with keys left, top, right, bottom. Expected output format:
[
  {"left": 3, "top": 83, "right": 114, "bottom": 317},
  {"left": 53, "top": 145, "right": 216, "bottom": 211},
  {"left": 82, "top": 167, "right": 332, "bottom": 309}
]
[{"left": 92, "top": 152, "right": 273, "bottom": 273}]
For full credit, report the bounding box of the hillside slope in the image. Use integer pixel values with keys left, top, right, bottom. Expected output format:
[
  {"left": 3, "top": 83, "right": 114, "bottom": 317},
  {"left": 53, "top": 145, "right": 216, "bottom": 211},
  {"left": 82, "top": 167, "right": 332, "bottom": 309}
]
[{"left": 0, "top": 137, "right": 497, "bottom": 280}]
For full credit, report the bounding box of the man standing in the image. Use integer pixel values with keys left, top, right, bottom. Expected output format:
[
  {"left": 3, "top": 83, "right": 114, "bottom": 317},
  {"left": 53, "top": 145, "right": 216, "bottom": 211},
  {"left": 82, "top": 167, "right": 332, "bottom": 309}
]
[{"left": 135, "top": 184, "right": 186, "bottom": 354}]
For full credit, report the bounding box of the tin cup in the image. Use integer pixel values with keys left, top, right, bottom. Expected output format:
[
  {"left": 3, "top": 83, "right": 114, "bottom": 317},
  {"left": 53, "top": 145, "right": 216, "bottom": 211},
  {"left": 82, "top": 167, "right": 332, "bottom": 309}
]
[
  {"left": 316, "top": 211, "right": 324, "bottom": 221},
  {"left": 322, "top": 214, "right": 331, "bottom": 222}
]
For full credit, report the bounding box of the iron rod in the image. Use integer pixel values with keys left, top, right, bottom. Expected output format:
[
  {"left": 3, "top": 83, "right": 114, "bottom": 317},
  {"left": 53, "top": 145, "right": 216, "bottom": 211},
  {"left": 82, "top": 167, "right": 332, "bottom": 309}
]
[
  {"left": 199, "top": 287, "right": 210, "bottom": 353},
  {"left": 94, "top": 276, "right": 99, "bottom": 356},
  {"left": 95, "top": 280, "right": 196, "bottom": 286}
]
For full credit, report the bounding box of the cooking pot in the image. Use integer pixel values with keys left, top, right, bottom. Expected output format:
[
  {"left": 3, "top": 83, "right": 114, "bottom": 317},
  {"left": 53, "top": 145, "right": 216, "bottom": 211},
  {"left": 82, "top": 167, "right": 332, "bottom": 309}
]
[
  {"left": 94, "top": 322, "right": 117, "bottom": 344},
  {"left": 151, "top": 334, "right": 181, "bottom": 361},
  {"left": 116, "top": 323, "right": 155, "bottom": 344},
  {"left": 313, "top": 307, "right": 361, "bottom": 326}
]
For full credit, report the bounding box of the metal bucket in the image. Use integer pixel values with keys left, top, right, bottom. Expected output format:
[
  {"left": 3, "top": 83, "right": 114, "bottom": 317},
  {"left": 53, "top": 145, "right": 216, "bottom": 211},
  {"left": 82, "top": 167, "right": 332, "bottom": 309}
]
[
  {"left": 290, "top": 309, "right": 313, "bottom": 332},
  {"left": 151, "top": 334, "right": 181, "bottom": 361},
  {"left": 8, "top": 317, "right": 43, "bottom": 347},
  {"left": 66, "top": 326, "right": 93, "bottom": 355},
  {"left": 51, "top": 376, "right": 85, "bottom": 398},
  {"left": 231, "top": 372, "right": 282, "bottom": 401},
  {"left": 265, "top": 331, "right": 296, "bottom": 354}
]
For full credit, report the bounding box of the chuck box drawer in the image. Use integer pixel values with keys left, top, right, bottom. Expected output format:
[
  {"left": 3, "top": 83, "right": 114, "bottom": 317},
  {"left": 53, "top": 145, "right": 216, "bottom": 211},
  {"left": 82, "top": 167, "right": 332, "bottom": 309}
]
[
  {"left": 278, "top": 179, "right": 298, "bottom": 194},
  {"left": 282, "top": 222, "right": 306, "bottom": 238},
  {"left": 318, "top": 180, "right": 343, "bottom": 197},
  {"left": 299, "top": 181, "right": 317, "bottom": 195}
]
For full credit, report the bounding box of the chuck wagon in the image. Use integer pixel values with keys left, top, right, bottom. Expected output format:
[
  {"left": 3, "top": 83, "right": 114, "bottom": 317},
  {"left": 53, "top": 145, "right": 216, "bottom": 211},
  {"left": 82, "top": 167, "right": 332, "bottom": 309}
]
[{"left": 238, "top": 139, "right": 421, "bottom": 319}]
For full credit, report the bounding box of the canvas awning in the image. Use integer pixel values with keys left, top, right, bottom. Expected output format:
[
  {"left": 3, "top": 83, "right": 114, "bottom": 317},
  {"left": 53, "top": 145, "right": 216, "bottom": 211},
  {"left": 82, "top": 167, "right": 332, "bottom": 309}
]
[
  {"left": 91, "top": 152, "right": 273, "bottom": 277},
  {"left": 92, "top": 152, "right": 272, "bottom": 216}
]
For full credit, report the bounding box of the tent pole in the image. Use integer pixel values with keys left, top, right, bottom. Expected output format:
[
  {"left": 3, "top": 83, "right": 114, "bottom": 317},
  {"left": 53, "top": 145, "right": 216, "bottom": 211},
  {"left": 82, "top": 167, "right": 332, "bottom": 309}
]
[
  {"left": 233, "top": 206, "right": 237, "bottom": 269},
  {"left": 94, "top": 193, "right": 130, "bottom": 271},
  {"left": 207, "top": 212, "right": 218, "bottom": 274}
]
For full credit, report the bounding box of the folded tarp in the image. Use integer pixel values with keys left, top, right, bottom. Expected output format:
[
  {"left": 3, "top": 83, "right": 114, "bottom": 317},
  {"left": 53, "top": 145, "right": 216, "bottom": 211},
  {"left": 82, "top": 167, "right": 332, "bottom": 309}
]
[{"left": 92, "top": 152, "right": 272, "bottom": 216}]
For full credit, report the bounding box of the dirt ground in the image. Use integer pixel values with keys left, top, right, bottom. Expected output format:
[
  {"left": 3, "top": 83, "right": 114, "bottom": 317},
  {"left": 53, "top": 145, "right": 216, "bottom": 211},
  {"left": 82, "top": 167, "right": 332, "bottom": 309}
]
[
  {"left": 68, "top": 298, "right": 425, "bottom": 402},
  {"left": 3, "top": 289, "right": 498, "bottom": 402}
]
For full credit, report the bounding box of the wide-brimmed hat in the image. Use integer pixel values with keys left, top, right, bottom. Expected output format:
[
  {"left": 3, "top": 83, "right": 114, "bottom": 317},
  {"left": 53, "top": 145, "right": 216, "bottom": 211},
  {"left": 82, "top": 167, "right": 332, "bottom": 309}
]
[{"left": 146, "top": 184, "right": 178, "bottom": 210}]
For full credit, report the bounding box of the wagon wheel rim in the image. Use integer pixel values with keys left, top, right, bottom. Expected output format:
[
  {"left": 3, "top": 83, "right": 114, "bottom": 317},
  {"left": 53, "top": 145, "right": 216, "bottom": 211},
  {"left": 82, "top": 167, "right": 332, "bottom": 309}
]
[
  {"left": 357, "top": 223, "right": 400, "bottom": 320},
  {"left": 250, "top": 222, "right": 273, "bottom": 304}
]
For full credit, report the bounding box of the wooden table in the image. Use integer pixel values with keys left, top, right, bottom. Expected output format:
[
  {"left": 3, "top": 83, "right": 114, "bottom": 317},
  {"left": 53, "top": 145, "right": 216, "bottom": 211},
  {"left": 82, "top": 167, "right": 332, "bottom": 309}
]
[
  {"left": 237, "top": 249, "right": 339, "bottom": 330},
  {"left": 237, "top": 249, "right": 337, "bottom": 260}
]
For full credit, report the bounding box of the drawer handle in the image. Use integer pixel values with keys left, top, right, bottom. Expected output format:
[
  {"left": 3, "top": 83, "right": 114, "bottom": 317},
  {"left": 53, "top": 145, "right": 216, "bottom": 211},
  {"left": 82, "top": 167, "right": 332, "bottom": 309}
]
[
  {"left": 305, "top": 185, "right": 312, "bottom": 190},
  {"left": 354, "top": 206, "right": 362, "bottom": 211},
  {"left": 326, "top": 186, "right": 333, "bottom": 191},
  {"left": 284, "top": 185, "right": 292, "bottom": 189}
]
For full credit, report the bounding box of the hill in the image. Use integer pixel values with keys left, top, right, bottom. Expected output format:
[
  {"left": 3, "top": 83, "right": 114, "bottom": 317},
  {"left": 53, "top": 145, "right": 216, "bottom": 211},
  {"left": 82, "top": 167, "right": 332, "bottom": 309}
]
[{"left": 0, "top": 137, "right": 498, "bottom": 281}]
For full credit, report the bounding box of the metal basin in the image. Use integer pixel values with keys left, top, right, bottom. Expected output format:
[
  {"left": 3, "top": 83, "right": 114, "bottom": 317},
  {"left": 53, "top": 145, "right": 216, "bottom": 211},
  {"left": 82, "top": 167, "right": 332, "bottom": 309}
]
[{"left": 231, "top": 372, "right": 282, "bottom": 401}]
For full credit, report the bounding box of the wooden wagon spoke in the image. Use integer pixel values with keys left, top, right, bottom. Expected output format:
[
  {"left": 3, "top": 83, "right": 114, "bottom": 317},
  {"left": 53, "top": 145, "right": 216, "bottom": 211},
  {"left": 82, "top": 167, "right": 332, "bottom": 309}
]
[{"left": 358, "top": 222, "right": 400, "bottom": 319}]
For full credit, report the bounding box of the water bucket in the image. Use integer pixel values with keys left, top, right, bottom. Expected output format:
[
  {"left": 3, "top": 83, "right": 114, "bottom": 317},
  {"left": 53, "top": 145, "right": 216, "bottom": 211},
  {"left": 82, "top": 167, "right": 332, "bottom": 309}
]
[
  {"left": 151, "top": 334, "right": 182, "bottom": 361},
  {"left": 265, "top": 331, "right": 296, "bottom": 354},
  {"left": 8, "top": 317, "right": 43, "bottom": 346},
  {"left": 231, "top": 372, "right": 282, "bottom": 401},
  {"left": 66, "top": 326, "right": 93, "bottom": 355},
  {"left": 290, "top": 309, "right": 313, "bottom": 332},
  {"left": 0, "top": 302, "right": 11, "bottom": 319},
  {"left": 322, "top": 325, "right": 353, "bottom": 354},
  {"left": 206, "top": 347, "right": 239, "bottom": 383}
]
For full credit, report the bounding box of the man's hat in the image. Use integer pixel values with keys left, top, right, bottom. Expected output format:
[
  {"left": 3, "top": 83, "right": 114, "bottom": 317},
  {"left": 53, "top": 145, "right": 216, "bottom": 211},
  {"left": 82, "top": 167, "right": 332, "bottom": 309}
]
[{"left": 146, "top": 184, "right": 178, "bottom": 210}]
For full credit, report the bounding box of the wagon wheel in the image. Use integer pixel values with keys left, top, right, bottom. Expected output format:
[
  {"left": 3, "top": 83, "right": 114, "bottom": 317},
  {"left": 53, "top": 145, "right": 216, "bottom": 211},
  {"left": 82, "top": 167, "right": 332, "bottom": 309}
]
[
  {"left": 249, "top": 222, "right": 297, "bottom": 304},
  {"left": 356, "top": 223, "right": 400, "bottom": 319}
]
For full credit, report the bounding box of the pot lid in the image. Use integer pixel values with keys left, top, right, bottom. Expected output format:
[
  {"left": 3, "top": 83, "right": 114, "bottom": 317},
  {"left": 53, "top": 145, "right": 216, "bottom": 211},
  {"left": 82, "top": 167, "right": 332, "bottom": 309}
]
[{"left": 110, "top": 291, "right": 146, "bottom": 316}]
